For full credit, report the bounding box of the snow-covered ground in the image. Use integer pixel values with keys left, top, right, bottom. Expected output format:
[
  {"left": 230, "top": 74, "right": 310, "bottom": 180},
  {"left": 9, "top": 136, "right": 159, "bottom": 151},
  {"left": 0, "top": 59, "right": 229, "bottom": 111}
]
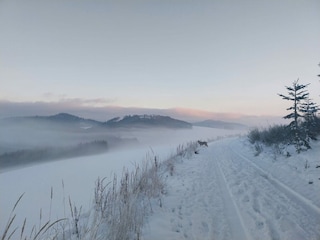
[
  {"left": 0, "top": 127, "right": 243, "bottom": 237},
  {"left": 1, "top": 128, "right": 320, "bottom": 239},
  {"left": 143, "top": 137, "right": 320, "bottom": 240}
]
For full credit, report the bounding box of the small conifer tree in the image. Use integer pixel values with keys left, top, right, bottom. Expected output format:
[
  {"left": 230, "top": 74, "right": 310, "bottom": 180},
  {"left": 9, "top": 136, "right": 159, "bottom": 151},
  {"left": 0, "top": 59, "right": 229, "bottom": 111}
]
[{"left": 278, "top": 79, "right": 310, "bottom": 152}]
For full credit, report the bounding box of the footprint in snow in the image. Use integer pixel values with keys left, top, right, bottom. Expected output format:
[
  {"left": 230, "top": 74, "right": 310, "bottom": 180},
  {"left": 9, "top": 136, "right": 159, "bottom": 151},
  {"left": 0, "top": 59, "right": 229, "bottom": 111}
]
[
  {"left": 256, "top": 221, "right": 264, "bottom": 230},
  {"left": 201, "top": 222, "right": 209, "bottom": 233},
  {"left": 242, "top": 195, "right": 250, "bottom": 203}
]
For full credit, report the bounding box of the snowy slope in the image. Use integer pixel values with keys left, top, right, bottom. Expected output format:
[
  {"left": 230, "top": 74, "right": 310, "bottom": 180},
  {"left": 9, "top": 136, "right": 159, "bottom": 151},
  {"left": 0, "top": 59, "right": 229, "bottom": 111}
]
[
  {"left": 0, "top": 127, "right": 244, "bottom": 237},
  {"left": 142, "top": 137, "right": 320, "bottom": 240},
  {"left": 1, "top": 131, "right": 319, "bottom": 239}
]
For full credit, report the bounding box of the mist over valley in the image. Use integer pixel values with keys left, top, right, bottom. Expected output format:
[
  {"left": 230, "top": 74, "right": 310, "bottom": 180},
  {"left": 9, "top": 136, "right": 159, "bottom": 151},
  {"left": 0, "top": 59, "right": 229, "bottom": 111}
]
[{"left": 0, "top": 112, "right": 246, "bottom": 172}]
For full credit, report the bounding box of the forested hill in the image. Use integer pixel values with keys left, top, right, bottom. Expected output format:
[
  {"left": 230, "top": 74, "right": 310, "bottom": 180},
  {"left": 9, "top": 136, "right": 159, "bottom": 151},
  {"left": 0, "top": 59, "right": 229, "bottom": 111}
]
[
  {"left": 105, "top": 115, "right": 192, "bottom": 129},
  {"left": 2, "top": 113, "right": 192, "bottom": 130}
]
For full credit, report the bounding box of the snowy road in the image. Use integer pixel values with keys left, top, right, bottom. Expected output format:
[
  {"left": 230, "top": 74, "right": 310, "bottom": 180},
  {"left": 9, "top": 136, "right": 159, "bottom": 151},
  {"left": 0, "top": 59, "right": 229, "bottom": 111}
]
[{"left": 143, "top": 138, "right": 320, "bottom": 240}]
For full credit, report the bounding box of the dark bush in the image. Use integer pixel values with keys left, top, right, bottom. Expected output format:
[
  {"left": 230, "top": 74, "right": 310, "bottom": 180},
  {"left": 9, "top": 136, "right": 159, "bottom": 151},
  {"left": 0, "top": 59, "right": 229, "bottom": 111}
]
[
  {"left": 248, "top": 124, "right": 292, "bottom": 146},
  {"left": 248, "top": 128, "right": 261, "bottom": 144}
]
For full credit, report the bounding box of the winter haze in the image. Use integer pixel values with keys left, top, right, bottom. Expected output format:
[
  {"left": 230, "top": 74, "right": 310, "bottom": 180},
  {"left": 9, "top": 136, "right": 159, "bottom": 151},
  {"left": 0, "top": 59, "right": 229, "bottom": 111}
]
[
  {"left": 1, "top": 1, "right": 320, "bottom": 240},
  {"left": 1, "top": 0, "right": 319, "bottom": 120}
]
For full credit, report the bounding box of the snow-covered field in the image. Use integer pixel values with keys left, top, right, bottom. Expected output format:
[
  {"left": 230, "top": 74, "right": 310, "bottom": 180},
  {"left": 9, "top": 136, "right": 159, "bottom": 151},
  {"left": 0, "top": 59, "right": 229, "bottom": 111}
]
[
  {"left": 143, "top": 137, "right": 320, "bottom": 240},
  {"left": 1, "top": 127, "right": 320, "bottom": 239},
  {"left": 0, "top": 127, "right": 243, "bottom": 237}
]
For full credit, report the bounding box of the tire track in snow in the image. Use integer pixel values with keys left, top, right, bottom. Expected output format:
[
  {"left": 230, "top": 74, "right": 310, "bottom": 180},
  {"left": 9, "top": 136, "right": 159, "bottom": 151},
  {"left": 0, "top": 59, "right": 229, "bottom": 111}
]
[
  {"left": 167, "top": 152, "right": 236, "bottom": 240},
  {"left": 230, "top": 146, "right": 320, "bottom": 216},
  {"left": 231, "top": 139, "right": 320, "bottom": 208},
  {"left": 165, "top": 145, "right": 254, "bottom": 240},
  {"left": 212, "top": 139, "right": 320, "bottom": 240},
  {"left": 143, "top": 145, "right": 252, "bottom": 240},
  {"left": 213, "top": 154, "right": 252, "bottom": 240},
  {"left": 143, "top": 139, "right": 320, "bottom": 239}
]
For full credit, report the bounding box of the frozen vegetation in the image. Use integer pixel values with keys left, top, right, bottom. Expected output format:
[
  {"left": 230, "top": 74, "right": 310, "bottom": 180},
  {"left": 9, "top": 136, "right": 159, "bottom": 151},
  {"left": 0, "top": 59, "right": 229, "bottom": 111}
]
[
  {"left": 1, "top": 125, "right": 319, "bottom": 239},
  {"left": 143, "top": 137, "right": 320, "bottom": 240}
]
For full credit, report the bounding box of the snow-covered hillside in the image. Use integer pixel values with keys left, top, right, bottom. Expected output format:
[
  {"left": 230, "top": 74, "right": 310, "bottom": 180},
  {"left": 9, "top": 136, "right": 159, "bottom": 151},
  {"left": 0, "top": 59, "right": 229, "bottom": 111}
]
[
  {"left": 1, "top": 128, "right": 319, "bottom": 239},
  {"left": 0, "top": 127, "right": 243, "bottom": 238},
  {"left": 143, "top": 137, "right": 320, "bottom": 240}
]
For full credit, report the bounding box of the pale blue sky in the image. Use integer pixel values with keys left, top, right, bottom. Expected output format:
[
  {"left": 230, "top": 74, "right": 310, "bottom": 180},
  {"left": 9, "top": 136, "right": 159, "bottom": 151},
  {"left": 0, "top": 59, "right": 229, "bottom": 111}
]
[{"left": 1, "top": 0, "right": 320, "bottom": 117}]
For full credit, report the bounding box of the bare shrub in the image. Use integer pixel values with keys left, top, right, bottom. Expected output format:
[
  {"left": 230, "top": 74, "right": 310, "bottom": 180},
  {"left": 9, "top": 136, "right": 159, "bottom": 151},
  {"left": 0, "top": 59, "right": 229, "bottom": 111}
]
[
  {"left": 2, "top": 140, "right": 199, "bottom": 240},
  {"left": 175, "top": 141, "right": 198, "bottom": 158},
  {"left": 254, "top": 143, "right": 263, "bottom": 156},
  {"left": 248, "top": 125, "right": 291, "bottom": 146}
]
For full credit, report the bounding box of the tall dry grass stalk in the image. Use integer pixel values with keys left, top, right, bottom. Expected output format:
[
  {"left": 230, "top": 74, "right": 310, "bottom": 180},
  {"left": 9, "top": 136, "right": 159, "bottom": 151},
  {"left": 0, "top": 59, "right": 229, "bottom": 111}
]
[
  {"left": 1, "top": 141, "right": 199, "bottom": 240},
  {"left": 0, "top": 192, "right": 66, "bottom": 240}
]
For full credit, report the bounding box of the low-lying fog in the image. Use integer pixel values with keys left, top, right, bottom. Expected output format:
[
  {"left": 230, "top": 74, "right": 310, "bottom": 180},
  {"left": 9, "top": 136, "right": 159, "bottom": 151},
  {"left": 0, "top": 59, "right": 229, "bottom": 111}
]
[
  {"left": 0, "top": 125, "right": 246, "bottom": 235},
  {"left": 0, "top": 119, "right": 246, "bottom": 172}
]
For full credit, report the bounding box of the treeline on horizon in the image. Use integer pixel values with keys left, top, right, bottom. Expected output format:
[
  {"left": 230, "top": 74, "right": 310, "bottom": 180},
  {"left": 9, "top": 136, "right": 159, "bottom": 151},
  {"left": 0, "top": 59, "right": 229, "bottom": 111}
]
[{"left": 0, "top": 140, "right": 108, "bottom": 170}]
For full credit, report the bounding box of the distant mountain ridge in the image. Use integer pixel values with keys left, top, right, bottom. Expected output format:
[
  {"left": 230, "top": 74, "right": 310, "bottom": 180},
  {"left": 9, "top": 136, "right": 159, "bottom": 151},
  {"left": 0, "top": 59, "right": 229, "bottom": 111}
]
[
  {"left": 3, "top": 113, "right": 249, "bottom": 130},
  {"left": 7, "top": 112, "right": 95, "bottom": 123},
  {"left": 193, "top": 119, "right": 247, "bottom": 130},
  {"left": 39, "top": 112, "right": 101, "bottom": 123},
  {"left": 44, "top": 112, "right": 88, "bottom": 122},
  {"left": 105, "top": 114, "right": 192, "bottom": 129},
  {"left": 3, "top": 113, "right": 192, "bottom": 129}
]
